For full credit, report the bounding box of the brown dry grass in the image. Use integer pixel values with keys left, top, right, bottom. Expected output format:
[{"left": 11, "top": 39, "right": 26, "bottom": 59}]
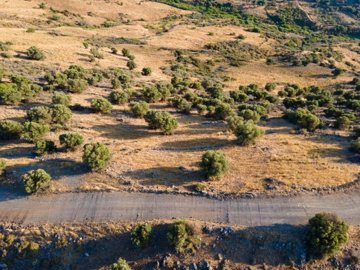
[{"left": 0, "top": 0, "right": 358, "bottom": 196}]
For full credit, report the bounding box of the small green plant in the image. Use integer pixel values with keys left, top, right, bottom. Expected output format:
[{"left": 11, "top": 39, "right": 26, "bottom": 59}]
[
  {"left": 0, "top": 83, "right": 22, "bottom": 105},
  {"left": 91, "top": 97, "right": 113, "bottom": 114},
  {"left": 22, "top": 169, "right": 52, "bottom": 194},
  {"left": 167, "top": 220, "right": 200, "bottom": 253},
  {"left": 59, "top": 133, "right": 84, "bottom": 151},
  {"left": 111, "top": 258, "right": 131, "bottom": 270},
  {"left": 90, "top": 47, "right": 104, "bottom": 59},
  {"left": 200, "top": 150, "right": 229, "bottom": 180},
  {"left": 143, "top": 86, "right": 161, "bottom": 103},
  {"left": 26, "top": 46, "right": 45, "bottom": 60},
  {"left": 52, "top": 92, "right": 71, "bottom": 106},
  {"left": 21, "top": 121, "right": 50, "bottom": 142},
  {"left": 131, "top": 223, "right": 152, "bottom": 247},
  {"left": 307, "top": 213, "right": 349, "bottom": 259},
  {"left": 111, "top": 47, "right": 118, "bottom": 54},
  {"left": 67, "top": 79, "right": 88, "bottom": 93},
  {"left": 122, "top": 48, "right": 130, "bottom": 57},
  {"left": 0, "top": 120, "right": 23, "bottom": 140},
  {"left": 130, "top": 101, "right": 149, "bottom": 118},
  {"left": 141, "top": 67, "right": 152, "bottom": 76},
  {"left": 83, "top": 142, "right": 111, "bottom": 171}
]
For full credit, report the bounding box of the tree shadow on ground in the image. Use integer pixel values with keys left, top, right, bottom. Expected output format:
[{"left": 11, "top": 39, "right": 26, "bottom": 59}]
[
  {"left": 92, "top": 123, "right": 158, "bottom": 140},
  {"left": 214, "top": 224, "right": 307, "bottom": 266},
  {"left": 159, "top": 138, "right": 231, "bottom": 152},
  {"left": 123, "top": 166, "right": 203, "bottom": 186}
]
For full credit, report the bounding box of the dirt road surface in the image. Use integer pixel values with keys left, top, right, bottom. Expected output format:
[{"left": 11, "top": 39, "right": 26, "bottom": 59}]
[{"left": 0, "top": 190, "right": 359, "bottom": 225}]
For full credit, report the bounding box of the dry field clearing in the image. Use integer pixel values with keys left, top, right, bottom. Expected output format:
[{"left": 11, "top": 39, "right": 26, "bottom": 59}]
[{"left": 0, "top": 0, "right": 359, "bottom": 197}]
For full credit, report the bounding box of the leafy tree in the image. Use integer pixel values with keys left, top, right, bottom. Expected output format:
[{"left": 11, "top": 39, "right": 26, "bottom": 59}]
[
  {"left": 21, "top": 121, "right": 50, "bottom": 142},
  {"left": 131, "top": 223, "right": 152, "bottom": 247},
  {"left": 130, "top": 101, "right": 149, "bottom": 118},
  {"left": 22, "top": 169, "right": 52, "bottom": 194},
  {"left": 109, "top": 90, "right": 130, "bottom": 105},
  {"left": 51, "top": 104, "right": 72, "bottom": 125},
  {"left": 27, "top": 106, "right": 52, "bottom": 124},
  {"left": 307, "top": 213, "right": 349, "bottom": 258},
  {"left": 144, "top": 111, "right": 178, "bottom": 135},
  {"left": 35, "top": 140, "right": 56, "bottom": 155},
  {"left": 200, "top": 150, "right": 229, "bottom": 180},
  {"left": 91, "top": 97, "right": 113, "bottom": 114},
  {"left": 26, "top": 46, "right": 45, "bottom": 60},
  {"left": 52, "top": 92, "right": 71, "bottom": 106},
  {"left": 112, "top": 258, "right": 131, "bottom": 270},
  {"left": 0, "top": 160, "right": 6, "bottom": 176},
  {"left": 59, "top": 133, "right": 84, "bottom": 151},
  {"left": 83, "top": 142, "right": 111, "bottom": 171},
  {"left": 350, "top": 138, "right": 360, "bottom": 154},
  {"left": 233, "top": 120, "right": 264, "bottom": 145},
  {"left": 141, "top": 67, "right": 152, "bottom": 76},
  {"left": 0, "top": 120, "right": 23, "bottom": 140},
  {"left": 167, "top": 221, "right": 200, "bottom": 253}
]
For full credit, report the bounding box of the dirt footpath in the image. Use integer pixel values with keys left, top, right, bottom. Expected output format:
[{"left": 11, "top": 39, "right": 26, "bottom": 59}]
[{"left": 0, "top": 190, "right": 359, "bottom": 225}]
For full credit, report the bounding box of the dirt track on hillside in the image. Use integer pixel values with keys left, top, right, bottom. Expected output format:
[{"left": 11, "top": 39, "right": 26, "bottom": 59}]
[{"left": 0, "top": 190, "right": 359, "bottom": 225}]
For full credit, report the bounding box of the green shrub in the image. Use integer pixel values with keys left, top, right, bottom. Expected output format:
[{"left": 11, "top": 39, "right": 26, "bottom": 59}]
[
  {"left": 91, "top": 97, "right": 113, "bottom": 114},
  {"left": 22, "top": 169, "right": 52, "bottom": 194},
  {"left": 127, "top": 60, "right": 137, "bottom": 70},
  {"left": 143, "top": 86, "right": 161, "bottom": 103},
  {"left": 335, "top": 115, "right": 351, "bottom": 130},
  {"left": 229, "top": 90, "right": 248, "bottom": 103},
  {"left": 67, "top": 79, "right": 88, "bottom": 93},
  {"left": 200, "top": 150, "right": 229, "bottom": 180},
  {"left": 109, "top": 90, "right": 130, "bottom": 105},
  {"left": 51, "top": 104, "right": 72, "bottom": 125},
  {"left": 111, "top": 258, "right": 131, "bottom": 270},
  {"left": 213, "top": 103, "right": 234, "bottom": 120},
  {"left": 0, "top": 160, "right": 6, "bottom": 176},
  {"left": 233, "top": 120, "right": 264, "bottom": 146},
  {"left": 26, "top": 46, "right": 45, "bottom": 60},
  {"left": 21, "top": 121, "right": 50, "bottom": 142},
  {"left": 350, "top": 138, "right": 360, "bottom": 153},
  {"left": 144, "top": 111, "right": 178, "bottom": 135},
  {"left": 27, "top": 106, "right": 52, "bottom": 124},
  {"left": 111, "top": 47, "right": 118, "bottom": 54},
  {"left": 307, "top": 213, "right": 349, "bottom": 258},
  {"left": 111, "top": 78, "right": 121, "bottom": 89},
  {"left": 83, "top": 142, "right": 111, "bottom": 171},
  {"left": 59, "top": 133, "right": 84, "bottom": 151},
  {"left": 35, "top": 140, "right": 56, "bottom": 155},
  {"left": 141, "top": 67, "right": 152, "bottom": 76},
  {"left": 130, "top": 101, "right": 149, "bottom": 118},
  {"left": 0, "top": 83, "right": 22, "bottom": 104},
  {"left": 238, "top": 109, "right": 260, "bottom": 123},
  {"left": 167, "top": 221, "right": 200, "bottom": 253},
  {"left": 170, "top": 96, "right": 192, "bottom": 114},
  {"left": 131, "top": 223, "right": 152, "bottom": 247},
  {"left": 52, "top": 92, "right": 71, "bottom": 106},
  {"left": 90, "top": 47, "right": 104, "bottom": 59},
  {"left": 286, "top": 109, "right": 321, "bottom": 131},
  {"left": 0, "top": 120, "right": 23, "bottom": 140},
  {"left": 265, "top": 82, "right": 277, "bottom": 91}
]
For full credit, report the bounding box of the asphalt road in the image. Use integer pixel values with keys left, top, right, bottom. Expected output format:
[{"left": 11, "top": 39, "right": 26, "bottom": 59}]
[{"left": 0, "top": 190, "right": 359, "bottom": 225}]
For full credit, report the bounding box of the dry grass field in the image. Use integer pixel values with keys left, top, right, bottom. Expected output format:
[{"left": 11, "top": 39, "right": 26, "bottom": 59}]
[{"left": 0, "top": 0, "right": 359, "bottom": 197}]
